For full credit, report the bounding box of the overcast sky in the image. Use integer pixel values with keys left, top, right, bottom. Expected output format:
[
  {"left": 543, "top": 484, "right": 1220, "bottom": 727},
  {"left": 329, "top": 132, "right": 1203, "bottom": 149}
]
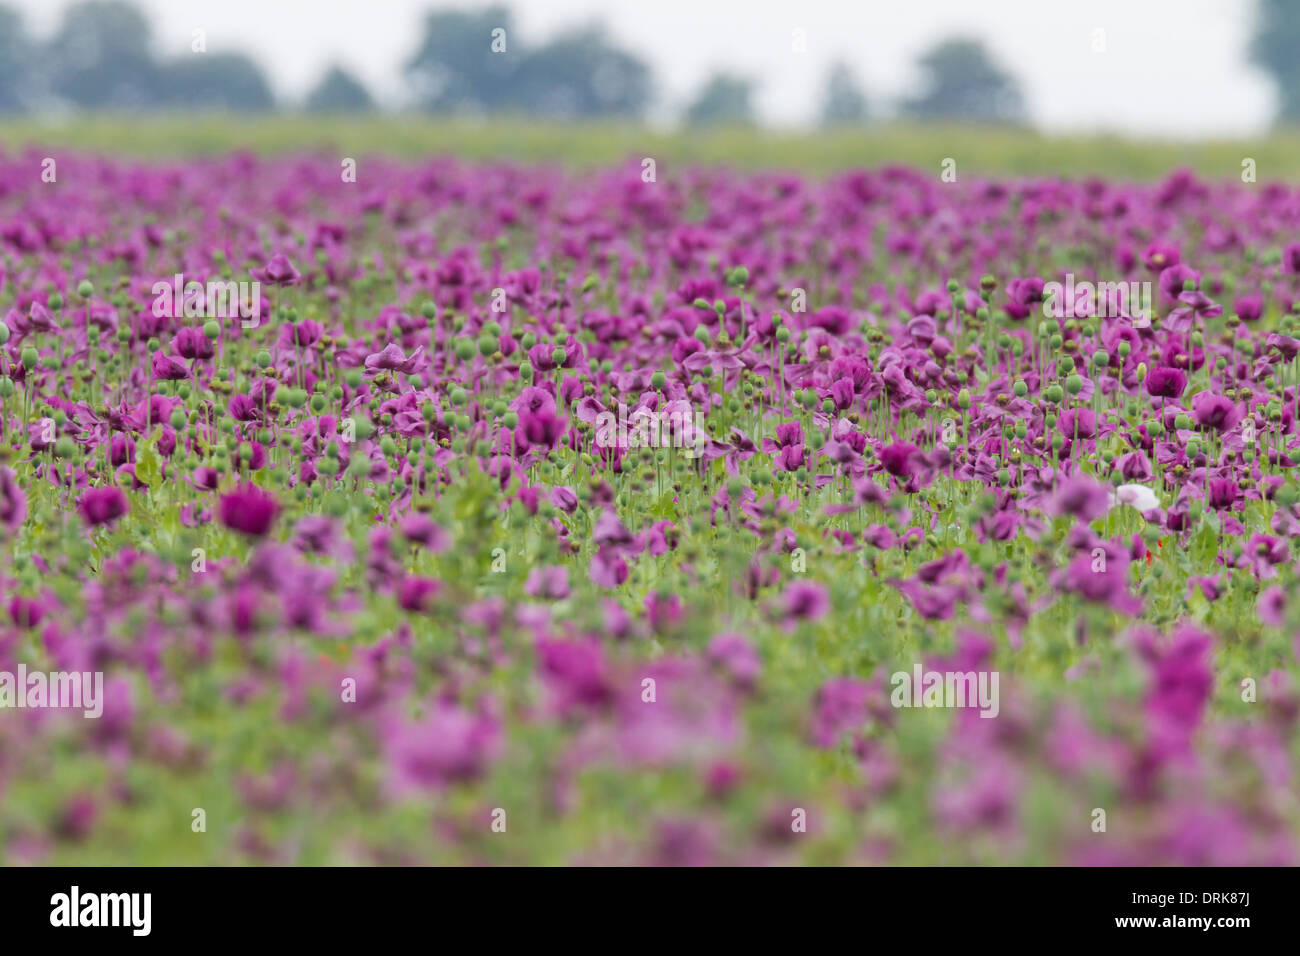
[{"left": 10, "top": 0, "right": 1278, "bottom": 137}]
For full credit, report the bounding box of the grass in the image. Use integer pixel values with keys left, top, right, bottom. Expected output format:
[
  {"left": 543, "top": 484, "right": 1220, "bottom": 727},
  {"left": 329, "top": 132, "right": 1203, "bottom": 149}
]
[{"left": 3, "top": 114, "right": 1300, "bottom": 179}]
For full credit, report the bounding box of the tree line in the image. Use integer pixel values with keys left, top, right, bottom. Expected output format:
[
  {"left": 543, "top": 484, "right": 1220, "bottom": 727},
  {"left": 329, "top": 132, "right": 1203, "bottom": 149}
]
[{"left": 3, "top": 1, "right": 1296, "bottom": 123}]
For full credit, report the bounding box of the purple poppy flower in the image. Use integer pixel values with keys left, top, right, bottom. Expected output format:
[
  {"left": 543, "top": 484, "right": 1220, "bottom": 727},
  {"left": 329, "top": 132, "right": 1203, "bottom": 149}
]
[
  {"left": 1058, "top": 548, "right": 1141, "bottom": 613},
  {"left": 228, "top": 393, "right": 260, "bottom": 421},
  {"left": 1057, "top": 408, "right": 1097, "bottom": 440},
  {"left": 1142, "top": 241, "right": 1180, "bottom": 270},
  {"left": 1144, "top": 366, "right": 1187, "bottom": 400},
  {"left": 27, "top": 301, "right": 61, "bottom": 333},
  {"left": 1285, "top": 243, "right": 1300, "bottom": 275},
  {"left": 285, "top": 319, "right": 323, "bottom": 348},
  {"left": 1191, "top": 392, "right": 1241, "bottom": 432},
  {"left": 589, "top": 547, "right": 629, "bottom": 588},
  {"left": 174, "top": 325, "right": 214, "bottom": 360},
  {"left": 399, "top": 513, "right": 451, "bottom": 551},
  {"left": 78, "top": 486, "right": 129, "bottom": 526},
  {"left": 218, "top": 485, "right": 280, "bottom": 537},
  {"left": 1258, "top": 586, "right": 1286, "bottom": 626},
  {"left": 382, "top": 702, "right": 501, "bottom": 794},
  {"left": 891, "top": 579, "right": 960, "bottom": 619},
  {"left": 398, "top": 575, "right": 441, "bottom": 611},
  {"left": 515, "top": 409, "right": 568, "bottom": 452},
  {"left": 259, "top": 253, "right": 301, "bottom": 286},
  {"left": 810, "top": 677, "right": 873, "bottom": 748},
  {"left": 151, "top": 350, "right": 189, "bottom": 381},
  {"left": 707, "top": 633, "right": 761, "bottom": 690},
  {"left": 880, "top": 441, "right": 922, "bottom": 479},
  {"left": 1158, "top": 263, "right": 1200, "bottom": 303},
  {"left": 525, "top": 565, "right": 570, "bottom": 600},
  {"left": 1234, "top": 293, "right": 1263, "bottom": 322},
  {"left": 1051, "top": 474, "right": 1110, "bottom": 522},
  {"left": 0, "top": 467, "right": 26, "bottom": 532},
  {"left": 782, "top": 581, "right": 830, "bottom": 625},
  {"left": 1134, "top": 625, "right": 1213, "bottom": 747},
  {"left": 364, "top": 343, "right": 426, "bottom": 374},
  {"left": 1207, "top": 479, "right": 1241, "bottom": 510}
]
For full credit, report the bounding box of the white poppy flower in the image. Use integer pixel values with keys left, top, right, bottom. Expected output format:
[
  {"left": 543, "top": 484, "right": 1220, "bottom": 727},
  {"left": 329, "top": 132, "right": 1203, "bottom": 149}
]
[{"left": 1110, "top": 483, "right": 1160, "bottom": 512}]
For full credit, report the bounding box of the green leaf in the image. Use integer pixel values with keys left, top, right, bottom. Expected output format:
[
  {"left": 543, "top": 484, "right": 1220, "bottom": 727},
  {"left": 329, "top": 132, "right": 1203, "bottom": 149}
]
[{"left": 135, "top": 439, "right": 162, "bottom": 488}]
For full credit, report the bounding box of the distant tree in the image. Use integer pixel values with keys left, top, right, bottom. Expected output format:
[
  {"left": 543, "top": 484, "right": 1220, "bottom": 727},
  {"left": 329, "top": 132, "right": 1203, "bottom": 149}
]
[
  {"left": 403, "top": 5, "right": 517, "bottom": 114},
  {"left": 159, "top": 53, "right": 275, "bottom": 111},
  {"left": 511, "top": 26, "right": 651, "bottom": 119},
  {"left": 0, "top": 4, "right": 38, "bottom": 112},
  {"left": 305, "top": 66, "right": 375, "bottom": 113},
  {"left": 46, "top": 0, "right": 163, "bottom": 109},
  {"left": 901, "top": 37, "right": 1024, "bottom": 123},
  {"left": 820, "top": 61, "right": 869, "bottom": 125},
  {"left": 685, "top": 73, "right": 756, "bottom": 126},
  {"left": 1252, "top": 0, "right": 1300, "bottom": 122}
]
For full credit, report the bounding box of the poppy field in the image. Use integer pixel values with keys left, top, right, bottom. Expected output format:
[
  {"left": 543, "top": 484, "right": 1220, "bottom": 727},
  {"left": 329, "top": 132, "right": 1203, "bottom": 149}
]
[{"left": 0, "top": 148, "right": 1298, "bottom": 865}]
